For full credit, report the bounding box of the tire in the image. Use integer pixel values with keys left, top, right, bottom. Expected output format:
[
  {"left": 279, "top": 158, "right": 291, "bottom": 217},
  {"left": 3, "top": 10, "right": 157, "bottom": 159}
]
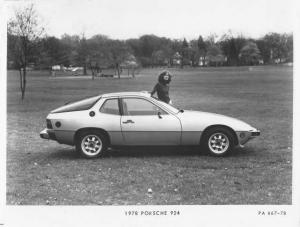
[
  {"left": 76, "top": 130, "right": 108, "bottom": 158},
  {"left": 202, "top": 127, "right": 235, "bottom": 156}
]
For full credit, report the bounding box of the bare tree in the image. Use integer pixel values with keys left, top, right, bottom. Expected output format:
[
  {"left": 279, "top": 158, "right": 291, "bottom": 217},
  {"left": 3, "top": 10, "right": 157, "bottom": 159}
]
[
  {"left": 107, "top": 40, "right": 132, "bottom": 79},
  {"left": 7, "top": 4, "right": 44, "bottom": 100},
  {"left": 78, "top": 33, "right": 88, "bottom": 75},
  {"left": 87, "top": 35, "right": 110, "bottom": 79}
]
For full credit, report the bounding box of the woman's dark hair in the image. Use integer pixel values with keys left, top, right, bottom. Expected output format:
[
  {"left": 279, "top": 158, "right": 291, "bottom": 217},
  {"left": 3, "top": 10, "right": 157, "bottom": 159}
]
[{"left": 158, "top": 70, "right": 172, "bottom": 84}]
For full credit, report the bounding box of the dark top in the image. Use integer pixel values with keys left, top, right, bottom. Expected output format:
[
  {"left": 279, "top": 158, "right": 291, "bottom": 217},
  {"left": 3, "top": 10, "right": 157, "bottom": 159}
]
[{"left": 151, "top": 82, "right": 170, "bottom": 103}]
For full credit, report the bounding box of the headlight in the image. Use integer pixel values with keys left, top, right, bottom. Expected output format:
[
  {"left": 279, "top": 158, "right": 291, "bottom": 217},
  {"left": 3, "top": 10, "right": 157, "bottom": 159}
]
[{"left": 46, "top": 119, "right": 53, "bottom": 129}]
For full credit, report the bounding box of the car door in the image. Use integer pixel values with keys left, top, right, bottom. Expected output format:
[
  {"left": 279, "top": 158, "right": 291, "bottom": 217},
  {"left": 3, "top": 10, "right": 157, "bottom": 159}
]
[
  {"left": 120, "top": 97, "right": 181, "bottom": 145},
  {"left": 98, "top": 98, "right": 123, "bottom": 145}
]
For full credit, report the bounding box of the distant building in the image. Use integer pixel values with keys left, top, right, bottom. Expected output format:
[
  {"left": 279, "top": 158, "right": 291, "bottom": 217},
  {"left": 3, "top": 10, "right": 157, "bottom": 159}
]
[{"left": 172, "top": 52, "right": 181, "bottom": 65}]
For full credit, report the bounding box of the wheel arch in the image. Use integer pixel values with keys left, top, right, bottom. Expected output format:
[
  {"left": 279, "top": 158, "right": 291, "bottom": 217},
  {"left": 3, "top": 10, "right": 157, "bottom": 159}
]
[
  {"left": 74, "top": 127, "right": 111, "bottom": 145},
  {"left": 200, "top": 124, "right": 238, "bottom": 146}
]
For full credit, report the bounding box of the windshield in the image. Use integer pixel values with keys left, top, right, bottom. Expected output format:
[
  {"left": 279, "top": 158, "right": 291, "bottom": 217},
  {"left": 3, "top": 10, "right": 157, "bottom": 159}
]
[
  {"left": 151, "top": 97, "right": 180, "bottom": 113},
  {"left": 52, "top": 95, "right": 101, "bottom": 113}
]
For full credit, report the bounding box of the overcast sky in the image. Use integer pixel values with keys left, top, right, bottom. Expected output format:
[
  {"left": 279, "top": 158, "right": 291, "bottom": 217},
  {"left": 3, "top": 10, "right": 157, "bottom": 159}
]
[{"left": 6, "top": 0, "right": 294, "bottom": 40}]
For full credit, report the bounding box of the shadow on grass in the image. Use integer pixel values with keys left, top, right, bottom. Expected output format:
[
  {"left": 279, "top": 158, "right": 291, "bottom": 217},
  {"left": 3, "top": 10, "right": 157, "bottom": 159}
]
[
  {"left": 231, "top": 146, "right": 263, "bottom": 157},
  {"left": 46, "top": 145, "right": 261, "bottom": 160},
  {"left": 46, "top": 147, "right": 79, "bottom": 160},
  {"left": 108, "top": 146, "right": 200, "bottom": 158}
]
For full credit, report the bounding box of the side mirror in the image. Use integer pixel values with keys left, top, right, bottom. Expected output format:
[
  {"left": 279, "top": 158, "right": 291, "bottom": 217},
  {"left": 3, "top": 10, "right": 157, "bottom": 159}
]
[{"left": 158, "top": 112, "right": 162, "bottom": 119}]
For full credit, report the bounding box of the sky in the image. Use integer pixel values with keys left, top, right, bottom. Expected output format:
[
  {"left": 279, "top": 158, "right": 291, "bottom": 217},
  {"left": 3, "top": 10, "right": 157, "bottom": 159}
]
[{"left": 5, "top": 0, "right": 295, "bottom": 40}]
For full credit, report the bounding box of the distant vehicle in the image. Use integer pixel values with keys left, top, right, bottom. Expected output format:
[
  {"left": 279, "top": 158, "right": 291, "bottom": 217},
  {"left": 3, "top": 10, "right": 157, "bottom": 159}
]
[
  {"left": 71, "top": 67, "right": 83, "bottom": 72},
  {"left": 64, "top": 66, "right": 83, "bottom": 72},
  {"left": 52, "top": 65, "right": 62, "bottom": 71},
  {"left": 40, "top": 92, "right": 260, "bottom": 158},
  {"left": 21, "top": 66, "right": 34, "bottom": 71}
]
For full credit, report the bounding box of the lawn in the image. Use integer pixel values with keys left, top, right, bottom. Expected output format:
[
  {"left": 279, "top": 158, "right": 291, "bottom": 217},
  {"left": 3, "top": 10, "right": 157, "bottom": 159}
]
[{"left": 6, "top": 66, "right": 293, "bottom": 205}]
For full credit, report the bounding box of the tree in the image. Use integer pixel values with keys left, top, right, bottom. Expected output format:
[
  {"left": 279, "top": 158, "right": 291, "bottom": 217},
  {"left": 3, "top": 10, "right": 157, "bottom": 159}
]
[
  {"left": 8, "top": 4, "right": 44, "bottom": 99},
  {"left": 254, "top": 33, "right": 293, "bottom": 64},
  {"left": 36, "top": 36, "right": 69, "bottom": 69},
  {"left": 86, "top": 35, "right": 110, "bottom": 79},
  {"left": 285, "top": 34, "right": 293, "bottom": 62},
  {"left": 239, "top": 42, "right": 261, "bottom": 65},
  {"left": 121, "top": 54, "right": 139, "bottom": 78},
  {"left": 170, "top": 39, "right": 182, "bottom": 66},
  {"left": 77, "top": 34, "right": 89, "bottom": 75},
  {"left": 256, "top": 38, "right": 270, "bottom": 64},
  {"left": 60, "top": 34, "right": 81, "bottom": 66},
  {"left": 189, "top": 39, "right": 200, "bottom": 67},
  {"left": 159, "top": 38, "right": 173, "bottom": 67},
  {"left": 263, "top": 33, "right": 293, "bottom": 63},
  {"left": 7, "top": 33, "right": 20, "bottom": 69},
  {"left": 240, "top": 42, "right": 260, "bottom": 65},
  {"left": 206, "top": 45, "right": 225, "bottom": 66},
  {"left": 152, "top": 50, "right": 167, "bottom": 66},
  {"left": 126, "top": 38, "right": 142, "bottom": 58},
  {"left": 219, "top": 34, "right": 246, "bottom": 66},
  {"left": 197, "top": 35, "right": 207, "bottom": 66},
  {"left": 180, "top": 38, "right": 189, "bottom": 68},
  {"left": 107, "top": 40, "right": 132, "bottom": 78}
]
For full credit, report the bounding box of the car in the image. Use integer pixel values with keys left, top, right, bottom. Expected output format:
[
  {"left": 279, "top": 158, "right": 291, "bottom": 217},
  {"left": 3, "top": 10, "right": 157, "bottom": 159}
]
[{"left": 40, "top": 91, "right": 260, "bottom": 158}]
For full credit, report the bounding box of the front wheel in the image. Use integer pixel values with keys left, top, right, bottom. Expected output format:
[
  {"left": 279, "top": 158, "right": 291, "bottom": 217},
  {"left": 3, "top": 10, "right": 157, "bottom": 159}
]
[
  {"left": 76, "top": 130, "right": 108, "bottom": 158},
  {"left": 202, "top": 127, "right": 235, "bottom": 156}
]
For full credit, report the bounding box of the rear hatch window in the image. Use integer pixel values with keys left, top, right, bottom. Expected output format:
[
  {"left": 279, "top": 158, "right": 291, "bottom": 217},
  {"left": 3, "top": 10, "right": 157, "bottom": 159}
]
[{"left": 51, "top": 96, "right": 101, "bottom": 113}]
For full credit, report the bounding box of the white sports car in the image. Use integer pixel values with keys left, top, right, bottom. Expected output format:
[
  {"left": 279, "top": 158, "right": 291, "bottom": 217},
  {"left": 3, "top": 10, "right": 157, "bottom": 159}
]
[{"left": 40, "top": 92, "right": 260, "bottom": 158}]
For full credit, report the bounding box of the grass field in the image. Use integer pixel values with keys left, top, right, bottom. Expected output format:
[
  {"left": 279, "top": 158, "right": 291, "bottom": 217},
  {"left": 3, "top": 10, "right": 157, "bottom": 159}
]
[{"left": 7, "top": 66, "right": 293, "bottom": 205}]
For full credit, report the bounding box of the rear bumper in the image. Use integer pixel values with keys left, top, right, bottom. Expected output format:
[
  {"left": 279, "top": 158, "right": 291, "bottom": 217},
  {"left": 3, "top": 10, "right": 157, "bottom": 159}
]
[
  {"left": 40, "top": 128, "right": 75, "bottom": 145},
  {"left": 40, "top": 128, "right": 57, "bottom": 141}
]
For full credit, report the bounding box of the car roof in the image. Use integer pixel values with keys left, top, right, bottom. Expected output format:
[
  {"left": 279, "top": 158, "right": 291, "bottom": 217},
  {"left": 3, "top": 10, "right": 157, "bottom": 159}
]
[{"left": 101, "top": 91, "right": 151, "bottom": 98}]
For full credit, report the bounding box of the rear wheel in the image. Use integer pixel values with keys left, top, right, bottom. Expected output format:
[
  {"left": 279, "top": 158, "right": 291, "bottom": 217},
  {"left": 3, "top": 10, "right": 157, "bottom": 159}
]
[
  {"left": 202, "top": 127, "right": 234, "bottom": 156},
  {"left": 76, "top": 130, "right": 108, "bottom": 158}
]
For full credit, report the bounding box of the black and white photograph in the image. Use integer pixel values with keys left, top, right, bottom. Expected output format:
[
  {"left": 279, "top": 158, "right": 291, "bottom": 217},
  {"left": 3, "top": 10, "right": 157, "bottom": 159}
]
[{"left": 1, "top": 0, "right": 299, "bottom": 226}]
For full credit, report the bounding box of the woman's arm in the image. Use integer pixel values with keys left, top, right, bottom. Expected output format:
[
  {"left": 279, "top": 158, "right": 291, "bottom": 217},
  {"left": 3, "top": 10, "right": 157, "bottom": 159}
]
[{"left": 150, "top": 83, "right": 158, "bottom": 96}]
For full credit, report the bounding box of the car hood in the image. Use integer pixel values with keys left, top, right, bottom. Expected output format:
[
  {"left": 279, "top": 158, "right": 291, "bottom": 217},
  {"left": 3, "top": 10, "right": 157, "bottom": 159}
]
[{"left": 178, "top": 110, "right": 255, "bottom": 131}]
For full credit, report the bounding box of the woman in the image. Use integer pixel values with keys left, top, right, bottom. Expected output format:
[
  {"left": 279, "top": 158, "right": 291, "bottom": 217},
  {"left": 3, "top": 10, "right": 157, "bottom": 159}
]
[{"left": 150, "top": 70, "right": 172, "bottom": 104}]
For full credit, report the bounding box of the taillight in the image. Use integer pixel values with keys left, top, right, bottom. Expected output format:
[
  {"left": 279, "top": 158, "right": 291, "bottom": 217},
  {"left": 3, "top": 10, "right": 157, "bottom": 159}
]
[{"left": 46, "top": 119, "right": 53, "bottom": 129}]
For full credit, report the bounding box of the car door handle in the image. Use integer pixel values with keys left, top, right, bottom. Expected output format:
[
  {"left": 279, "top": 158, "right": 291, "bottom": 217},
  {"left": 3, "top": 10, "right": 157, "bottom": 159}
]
[{"left": 122, "top": 119, "right": 134, "bottom": 124}]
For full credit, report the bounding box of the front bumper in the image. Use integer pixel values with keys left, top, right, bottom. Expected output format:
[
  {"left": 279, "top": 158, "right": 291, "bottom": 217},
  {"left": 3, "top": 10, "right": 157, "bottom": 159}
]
[
  {"left": 237, "top": 128, "right": 260, "bottom": 146},
  {"left": 40, "top": 128, "right": 57, "bottom": 141},
  {"left": 251, "top": 130, "right": 260, "bottom": 136}
]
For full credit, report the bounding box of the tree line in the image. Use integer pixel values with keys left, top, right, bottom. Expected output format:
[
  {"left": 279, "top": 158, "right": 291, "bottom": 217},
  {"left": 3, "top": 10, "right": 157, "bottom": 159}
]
[
  {"left": 8, "top": 31, "right": 293, "bottom": 70},
  {"left": 7, "top": 4, "right": 293, "bottom": 99}
]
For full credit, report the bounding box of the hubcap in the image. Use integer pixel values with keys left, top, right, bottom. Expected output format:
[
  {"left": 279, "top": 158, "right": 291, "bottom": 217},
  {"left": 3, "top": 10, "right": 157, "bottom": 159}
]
[
  {"left": 81, "top": 135, "right": 102, "bottom": 156},
  {"left": 208, "top": 132, "right": 229, "bottom": 154}
]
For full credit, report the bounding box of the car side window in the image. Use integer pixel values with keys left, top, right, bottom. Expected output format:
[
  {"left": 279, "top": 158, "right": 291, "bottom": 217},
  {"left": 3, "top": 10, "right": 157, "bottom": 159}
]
[
  {"left": 100, "top": 99, "right": 120, "bottom": 115},
  {"left": 122, "top": 98, "right": 167, "bottom": 116}
]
